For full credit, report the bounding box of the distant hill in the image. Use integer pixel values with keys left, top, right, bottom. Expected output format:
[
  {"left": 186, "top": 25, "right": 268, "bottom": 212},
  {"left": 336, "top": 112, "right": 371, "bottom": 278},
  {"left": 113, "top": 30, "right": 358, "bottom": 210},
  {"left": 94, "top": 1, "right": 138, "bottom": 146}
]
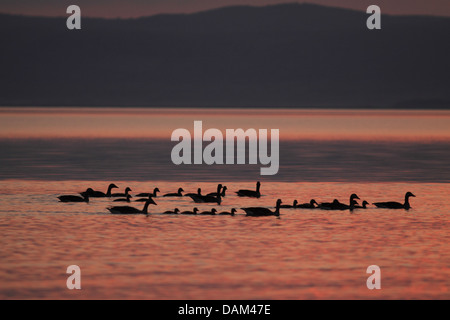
[{"left": 1, "top": 3, "right": 449, "bottom": 108}]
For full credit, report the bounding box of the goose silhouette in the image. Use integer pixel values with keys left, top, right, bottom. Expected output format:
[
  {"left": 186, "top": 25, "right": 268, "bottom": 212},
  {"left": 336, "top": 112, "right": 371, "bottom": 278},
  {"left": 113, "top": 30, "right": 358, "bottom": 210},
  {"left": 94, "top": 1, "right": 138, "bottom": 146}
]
[
  {"left": 236, "top": 181, "right": 261, "bottom": 198},
  {"left": 200, "top": 208, "right": 217, "bottom": 215},
  {"left": 58, "top": 193, "right": 89, "bottom": 203},
  {"left": 107, "top": 198, "right": 156, "bottom": 214},
  {"left": 280, "top": 200, "right": 298, "bottom": 208},
  {"left": 219, "top": 208, "right": 237, "bottom": 216},
  {"left": 242, "top": 199, "right": 282, "bottom": 217},
  {"left": 163, "top": 208, "right": 180, "bottom": 215},
  {"left": 355, "top": 200, "right": 369, "bottom": 209},
  {"left": 184, "top": 188, "right": 202, "bottom": 197},
  {"left": 295, "top": 199, "right": 318, "bottom": 209},
  {"left": 163, "top": 188, "right": 184, "bottom": 197},
  {"left": 83, "top": 184, "right": 118, "bottom": 198},
  {"left": 320, "top": 194, "right": 360, "bottom": 210},
  {"left": 111, "top": 187, "right": 132, "bottom": 198},
  {"left": 113, "top": 195, "right": 132, "bottom": 203},
  {"left": 180, "top": 208, "right": 199, "bottom": 215},
  {"left": 207, "top": 185, "right": 227, "bottom": 197},
  {"left": 189, "top": 194, "right": 222, "bottom": 205},
  {"left": 136, "top": 188, "right": 160, "bottom": 198},
  {"left": 373, "top": 192, "right": 415, "bottom": 210}
]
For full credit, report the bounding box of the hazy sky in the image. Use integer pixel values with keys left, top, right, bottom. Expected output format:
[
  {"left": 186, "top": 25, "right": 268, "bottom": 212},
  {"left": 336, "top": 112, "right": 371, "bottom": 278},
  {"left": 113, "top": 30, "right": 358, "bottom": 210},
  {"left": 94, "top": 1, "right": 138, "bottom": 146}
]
[{"left": 1, "top": 0, "right": 449, "bottom": 18}]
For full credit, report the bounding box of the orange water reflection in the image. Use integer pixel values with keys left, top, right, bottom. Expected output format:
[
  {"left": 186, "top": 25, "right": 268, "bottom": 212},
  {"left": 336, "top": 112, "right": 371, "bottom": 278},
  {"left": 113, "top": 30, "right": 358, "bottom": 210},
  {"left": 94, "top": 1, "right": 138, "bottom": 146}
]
[
  {"left": 0, "top": 180, "right": 449, "bottom": 299},
  {"left": 0, "top": 108, "right": 449, "bottom": 141}
]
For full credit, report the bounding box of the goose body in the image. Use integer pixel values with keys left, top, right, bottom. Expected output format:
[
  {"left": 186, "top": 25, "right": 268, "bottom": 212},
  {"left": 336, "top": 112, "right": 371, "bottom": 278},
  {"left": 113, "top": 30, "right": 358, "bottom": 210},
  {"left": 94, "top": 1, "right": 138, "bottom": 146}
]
[
  {"left": 355, "top": 200, "right": 369, "bottom": 209},
  {"left": 136, "top": 188, "right": 160, "bottom": 198},
  {"left": 107, "top": 198, "right": 156, "bottom": 214},
  {"left": 236, "top": 181, "right": 261, "bottom": 198},
  {"left": 58, "top": 194, "right": 89, "bottom": 203},
  {"left": 111, "top": 187, "right": 132, "bottom": 198},
  {"left": 320, "top": 194, "right": 360, "bottom": 210},
  {"left": 163, "top": 188, "right": 184, "bottom": 197},
  {"left": 295, "top": 199, "right": 318, "bottom": 209},
  {"left": 184, "top": 188, "right": 202, "bottom": 197},
  {"left": 163, "top": 208, "right": 180, "bottom": 215},
  {"left": 84, "top": 184, "right": 118, "bottom": 198},
  {"left": 280, "top": 200, "right": 298, "bottom": 208},
  {"left": 189, "top": 194, "right": 222, "bottom": 205},
  {"left": 180, "top": 208, "right": 199, "bottom": 215},
  {"left": 242, "top": 199, "right": 282, "bottom": 217},
  {"left": 113, "top": 195, "right": 132, "bottom": 203},
  {"left": 219, "top": 208, "right": 237, "bottom": 216},
  {"left": 207, "top": 184, "right": 227, "bottom": 197},
  {"left": 373, "top": 192, "right": 415, "bottom": 210},
  {"left": 200, "top": 208, "right": 217, "bottom": 215}
]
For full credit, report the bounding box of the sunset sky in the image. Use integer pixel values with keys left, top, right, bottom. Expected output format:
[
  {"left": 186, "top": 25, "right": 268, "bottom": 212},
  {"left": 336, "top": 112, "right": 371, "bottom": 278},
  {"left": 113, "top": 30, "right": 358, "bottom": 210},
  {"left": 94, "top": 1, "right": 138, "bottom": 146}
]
[{"left": 1, "top": 0, "right": 450, "bottom": 18}]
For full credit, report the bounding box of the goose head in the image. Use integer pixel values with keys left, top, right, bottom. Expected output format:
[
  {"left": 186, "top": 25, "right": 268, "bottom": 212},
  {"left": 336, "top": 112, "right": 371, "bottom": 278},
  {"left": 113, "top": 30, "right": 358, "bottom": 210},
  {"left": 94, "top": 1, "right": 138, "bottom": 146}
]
[
  {"left": 178, "top": 188, "right": 184, "bottom": 194},
  {"left": 405, "top": 192, "right": 416, "bottom": 198},
  {"left": 211, "top": 208, "right": 217, "bottom": 214},
  {"left": 193, "top": 208, "right": 199, "bottom": 214},
  {"left": 174, "top": 208, "right": 180, "bottom": 214},
  {"left": 109, "top": 184, "right": 119, "bottom": 190},
  {"left": 293, "top": 200, "right": 298, "bottom": 206},
  {"left": 362, "top": 200, "right": 369, "bottom": 207},
  {"left": 350, "top": 193, "right": 360, "bottom": 201},
  {"left": 125, "top": 187, "right": 132, "bottom": 194},
  {"left": 276, "top": 199, "right": 282, "bottom": 207},
  {"left": 230, "top": 208, "right": 237, "bottom": 215},
  {"left": 310, "top": 199, "right": 318, "bottom": 206},
  {"left": 197, "top": 188, "right": 202, "bottom": 194},
  {"left": 146, "top": 198, "right": 157, "bottom": 205},
  {"left": 154, "top": 187, "right": 160, "bottom": 194}
]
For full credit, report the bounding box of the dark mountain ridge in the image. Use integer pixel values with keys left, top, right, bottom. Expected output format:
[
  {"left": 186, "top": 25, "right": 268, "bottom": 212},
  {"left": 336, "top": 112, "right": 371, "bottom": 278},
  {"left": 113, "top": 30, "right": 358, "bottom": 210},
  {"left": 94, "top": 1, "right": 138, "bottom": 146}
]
[{"left": 1, "top": 3, "right": 449, "bottom": 108}]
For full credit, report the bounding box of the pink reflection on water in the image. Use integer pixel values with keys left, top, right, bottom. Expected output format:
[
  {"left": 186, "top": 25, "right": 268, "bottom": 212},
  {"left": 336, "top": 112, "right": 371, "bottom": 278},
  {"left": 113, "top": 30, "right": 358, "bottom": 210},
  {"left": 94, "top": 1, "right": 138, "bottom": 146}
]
[
  {"left": 0, "top": 108, "right": 449, "bottom": 141},
  {"left": 0, "top": 180, "right": 449, "bottom": 299}
]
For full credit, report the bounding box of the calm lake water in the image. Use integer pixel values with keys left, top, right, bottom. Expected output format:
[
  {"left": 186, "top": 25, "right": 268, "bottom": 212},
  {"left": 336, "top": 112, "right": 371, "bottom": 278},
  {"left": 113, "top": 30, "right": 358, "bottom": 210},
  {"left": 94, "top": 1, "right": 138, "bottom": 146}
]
[{"left": 0, "top": 108, "right": 449, "bottom": 299}]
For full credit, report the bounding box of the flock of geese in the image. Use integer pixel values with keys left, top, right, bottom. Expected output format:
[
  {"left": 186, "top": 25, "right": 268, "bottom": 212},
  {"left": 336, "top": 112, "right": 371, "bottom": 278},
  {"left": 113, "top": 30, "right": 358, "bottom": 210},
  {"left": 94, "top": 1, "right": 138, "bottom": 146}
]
[{"left": 57, "top": 182, "right": 416, "bottom": 216}]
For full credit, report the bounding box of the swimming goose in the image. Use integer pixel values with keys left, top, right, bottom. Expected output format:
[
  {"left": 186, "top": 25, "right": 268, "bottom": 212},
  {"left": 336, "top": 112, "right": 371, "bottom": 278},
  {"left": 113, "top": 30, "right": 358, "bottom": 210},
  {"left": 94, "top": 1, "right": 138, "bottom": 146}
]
[
  {"left": 111, "top": 187, "right": 132, "bottom": 198},
  {"left": 107, "top": 198, "right": 157, "bottom": 215},
  {"left": 320, "top": 194, "right": 360, "bottom": 210},
  {"left": 136, "top": 188, "right": 160, "bottom": 198},
  {"left": 280, "top": 200, "right": 298, "bottom": 208},
  {"left": 242, "top": 199, "right": 282, "bottom": 217},
  {"left": 135, "top": 194, "right": 155, "bottom": 202},
  {"left": 295, "top": 199, "right": 319, "bottom": 209},
  {"left": 207, "top": 185, "right": 227, "bottom": 197},
  {"left": 84, "top": 184, "right": 118, "bottom": 198},
  {"left": 180, "top": 208, "right": 199, "bottom": 215},
  {"left": 163, "top": 208, "right": 180, "bottom": 215},
  {"left": 113, "top": 195, "right": 132, "bottom": 203},
  {"left": 236, "top": 181, "right": 261, "bottom": 198},
  {"left": 184, "top": 188, "right": 202, "bottom": 197},
  {"left": 373, "top": 192, "right": 416, "bottom": 210},
  {"left": 163, "top": 188, "right": 184, "bottom": 197},
  {"left": 200, "top": 208, "right": 217, "bottom": 215},
  {"left": 58, "top": 193, "right": 89, "bottom": 203},
  {"left": 189, "top": 194, "right": 222, "bottom": 205},
  {"left": 219, "top": 208, "right": 237, "bottom": 216},
  {"left": 355, "top": 200, "right": 369, "bottom": 209}
]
